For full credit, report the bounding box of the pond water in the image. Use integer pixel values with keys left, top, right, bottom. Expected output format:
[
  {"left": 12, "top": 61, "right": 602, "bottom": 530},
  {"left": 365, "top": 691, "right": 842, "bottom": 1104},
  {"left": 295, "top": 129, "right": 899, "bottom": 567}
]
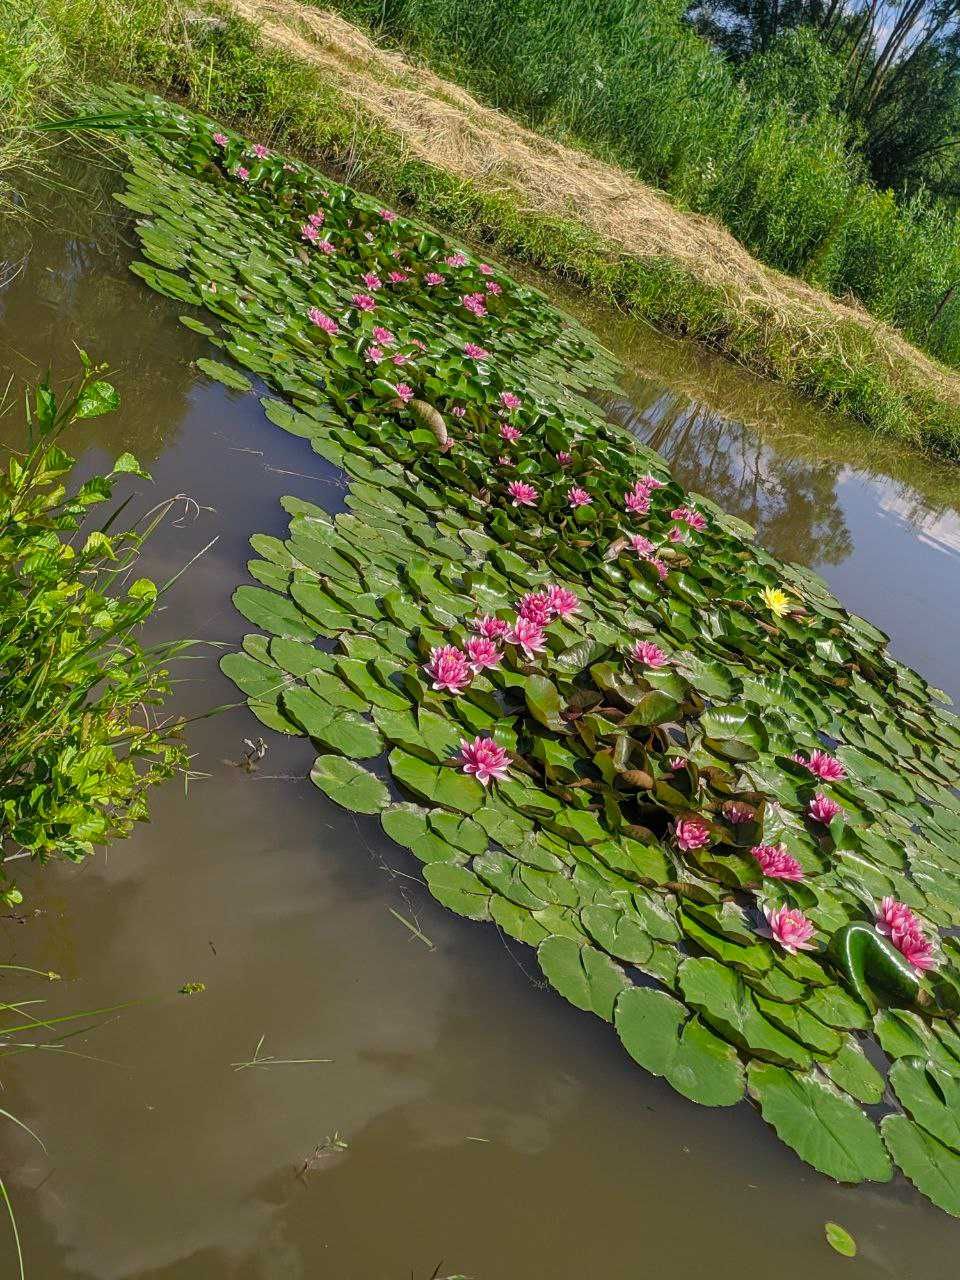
[{"left": 2, "top": 158, "right": 960, "bottom": 1279}]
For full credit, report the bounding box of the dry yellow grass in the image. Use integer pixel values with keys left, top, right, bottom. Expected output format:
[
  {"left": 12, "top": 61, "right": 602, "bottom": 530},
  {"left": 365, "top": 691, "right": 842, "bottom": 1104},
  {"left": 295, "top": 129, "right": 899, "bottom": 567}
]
[{"left": 223, "top": 0, "right": 960, "bottom": 421}]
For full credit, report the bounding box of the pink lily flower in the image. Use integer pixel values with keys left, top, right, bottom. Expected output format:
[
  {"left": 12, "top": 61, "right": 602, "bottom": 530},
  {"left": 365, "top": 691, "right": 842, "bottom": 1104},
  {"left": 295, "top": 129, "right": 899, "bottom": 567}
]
[{"left": 459, "top": 737, "right": 510, "bottom": 786}]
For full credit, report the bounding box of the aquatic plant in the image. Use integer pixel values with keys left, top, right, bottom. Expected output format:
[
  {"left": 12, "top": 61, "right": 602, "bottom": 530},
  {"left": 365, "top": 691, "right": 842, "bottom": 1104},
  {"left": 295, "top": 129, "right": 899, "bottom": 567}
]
[
  {"left": 0, "top": 357, "right": 189, "bottom": 902},
  {"left": 105, "top": 89, "right": 960, "bottom": 1217}
]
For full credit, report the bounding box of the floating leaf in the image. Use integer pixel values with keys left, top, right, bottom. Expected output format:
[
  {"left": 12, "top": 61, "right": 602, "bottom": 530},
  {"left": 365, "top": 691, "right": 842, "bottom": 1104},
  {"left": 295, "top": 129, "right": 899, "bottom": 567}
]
[
  {"left": 309, "top": 755, "right": 389, "bottom": 814},
  {"left": 195, "top": 357, "right": 252, "bottom": 392},
  {"left": 824, "top": 1223, "right": 857, "bottom": 1258},
  {"left": 615, "top": 987, "right": 744, "bottom": 1106},
  {"left": 881, "top": 1114, "right": 960, "bottom": 1217},
  {"left": 748, "top": 1063, "right": 892, "bottom": 1184},
  {"left": 537, "top": 935, "right": 628, "bottom": 1021}
]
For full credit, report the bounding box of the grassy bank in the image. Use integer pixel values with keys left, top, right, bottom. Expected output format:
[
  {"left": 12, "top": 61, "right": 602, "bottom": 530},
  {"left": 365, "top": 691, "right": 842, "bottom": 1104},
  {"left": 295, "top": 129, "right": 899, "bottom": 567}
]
[
  {"left": 6, "top": 0, "right": 960, "bottom": 457},
  {"left": 326, "top": 0, "right": 960, "bottom": 370}
]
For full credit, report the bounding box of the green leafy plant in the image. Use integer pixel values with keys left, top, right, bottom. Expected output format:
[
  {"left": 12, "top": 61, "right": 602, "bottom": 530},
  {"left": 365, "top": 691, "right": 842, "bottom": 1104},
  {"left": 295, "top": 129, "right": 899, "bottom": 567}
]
[{"left": 0, "top": 354, "right": 190, "bottom": 902}]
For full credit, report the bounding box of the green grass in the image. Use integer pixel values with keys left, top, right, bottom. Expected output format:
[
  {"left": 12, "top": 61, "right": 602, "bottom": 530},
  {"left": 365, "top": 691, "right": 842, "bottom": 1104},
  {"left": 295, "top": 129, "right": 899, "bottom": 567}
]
[
  {"left": 324, "top": 0, "right": 960, "bottom": 369},
  {"left": 0, "top": 2, "right": 66, "bottom": 203},
  {"left": 5, "top": 0, "right": 960, "bottom": 456}
]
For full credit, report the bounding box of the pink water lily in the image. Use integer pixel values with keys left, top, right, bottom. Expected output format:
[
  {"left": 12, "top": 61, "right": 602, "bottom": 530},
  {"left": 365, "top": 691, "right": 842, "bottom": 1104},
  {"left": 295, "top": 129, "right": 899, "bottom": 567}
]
[
  {"left": 723, "top": 801, "right": 755, "bottom": 825},
  {"left": 372, "top": 326, "right": 395, "bottom": 344},
  {"left": 499, "top": 391, "right": 522, "bottom": 412},
  {"left": 394, "top": 383, "right": 414, "bottom": 403},
  {"left": 507, "top": 616, "right": 547, "bottom": 658},
  {"left": 234, "top": 166, "right": 250, "bottom": 181},
  {"left": 317, "top": 239, "right": 335, "bottom": 255},
  {"left": 380, "top": 208, "right": 397, "bottom": 222},
  {"left": 471, "top": 615, "right": 510, "bottom": 640},
  {"left": 669, "top": 756, "right": 686, "bottom": 771},
  {"left": 352, "top": 293, "right": 377, "bottom": 311},
  {"left": 556, "top": 451, "right": 572, "bottom": 465},
  {"left": 670, "top": 506, "right": 707, "bottom": 531},
  {"left": 388, "top": 270, "right": 409, "bottom": 283},
  {"left": 466, "top": 636, "right": 503, "bottom": 672},
  {"left": 497, "top": 455, "right": 514, "bottom": 466},
  {"left": 364, "top": 345, "right": 385, "bottom": 362},
  {"left": 307, "top": 309, "right": 339, "bottom": 335},
  {"left": 545, "top": 585, "right": 579, "bottom": 617},
  {"left": 650, "top": 557, "right": 669, "bottom": 581},
  {"left": 425, "top": 272, "right": 444, "bottom": 285},
  {"left": 507, "top": 480, "right": 538, "bottom": 507},
  {"left": 464, "top": 343, "right": 489, "bottom": 359},
  {"left": 631, "top": 640, "right": 667, "bottom": 667},
  {"left": 668, "top": 526, "right": 686, "bottom": 544},
  {"left": 568, "top": 486, "right": 593, "bottom": 508},
  {"left": 458, "top": 736, "right": 510, "bottom": 785},
  {"left": 499, "top": 424, "right": 522, "bottom": 443},
  {"left": 518, "top": 592, "right": 552, "bottom": 625},
  {"left": 876, "top": 896, "right": 919, "bottom": 938},
  {"left": 362, "top": 272, "right": 382, "bottom": 290},
  {"left": 631, "top": 535, "right": 656, "bottom": 557},
  {"left": 891, "top": 924, "right": 938, "bottom": 971},
  {"left": 637, "top": 474, "right": 665, "bottom": 490},
  {"left": 391, "top": 353, "right": 408, "bottom": 366},
  {"left": 213, "top": 131, "right": 228, "bottom": 146},
  {"left": 452, "top": 405, "right": 466, "bottom": 418},
  {"left": 625, "top": 487, "right": 651, "bottom": 515},
  {"left": 251, "top": 143, "right": 269, "bottom": 158},
  {"left": 751, "top": 843, "right": 805, "bottom": 881},
  {"left": 486, "top": 281, "right": 502, "bottom": 295},
  {"left": 675, "top": 814, "right": 711, "bottom": 851},
  {"left": 764, "top": 906, "right": 816, "bottom": 953},
  {"left": 425, "top": 645, "right": 472, "bottom": 694},
  {"left": 446, "top": 251, "right": 469, "bottom": 267},
  {"left": 308, "top": 210, "right": 324, "bottom": 226},
  {"left": 462, "top": 293, "right": 487, "bottom": 317},
  {"left": 809, "top": 792, "right": 842, "bottom": 823},
  {"left": 800, "top": 749, "right": 846, "bottom": 782},
  {"left": 302, "top": 222, "right": 321, "bottom": 243},
  {"left": 479, "top": 263, "right": 494, "bottom": 274}
]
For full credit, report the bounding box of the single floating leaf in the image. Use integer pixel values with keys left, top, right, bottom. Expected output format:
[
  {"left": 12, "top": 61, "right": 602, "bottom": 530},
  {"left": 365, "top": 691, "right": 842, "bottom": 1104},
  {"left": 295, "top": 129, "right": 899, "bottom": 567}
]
[
  {"left": 309, "top": 755, "right": 389, "bottom": 814},
  {"left": 824, "top": 1222, "right": 857, "bottom": 1258}
]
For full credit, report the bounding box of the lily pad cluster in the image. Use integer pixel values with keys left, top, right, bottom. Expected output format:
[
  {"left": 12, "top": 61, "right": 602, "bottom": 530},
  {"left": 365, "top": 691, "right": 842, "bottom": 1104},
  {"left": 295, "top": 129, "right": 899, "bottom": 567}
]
[{"left": 105, "top": 88, "right": 960, "bottom": 1215}]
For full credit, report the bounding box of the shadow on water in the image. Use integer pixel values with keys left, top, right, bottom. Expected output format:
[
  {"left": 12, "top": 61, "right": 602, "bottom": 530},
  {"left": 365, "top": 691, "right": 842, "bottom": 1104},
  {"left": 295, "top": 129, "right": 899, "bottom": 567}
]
[{"left": 1, "top": 152, "right": 960, "bottom": 1279}]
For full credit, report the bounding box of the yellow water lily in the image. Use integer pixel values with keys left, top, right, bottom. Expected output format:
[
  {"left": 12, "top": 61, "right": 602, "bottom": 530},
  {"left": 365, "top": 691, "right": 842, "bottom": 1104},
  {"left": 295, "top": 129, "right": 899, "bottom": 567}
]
[{"left": 761, "top": 586, "right": 793, "bottom": 618}]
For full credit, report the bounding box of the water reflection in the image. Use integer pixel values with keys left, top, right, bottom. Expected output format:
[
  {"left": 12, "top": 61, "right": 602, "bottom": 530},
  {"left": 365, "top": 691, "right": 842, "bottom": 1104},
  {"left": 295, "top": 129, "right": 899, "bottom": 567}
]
[
  {"left": 1, "top": 158, "right": 200, "bottom": 461},
  {"left": 601, "top": 385, "right": 853, "bottom": 567}
]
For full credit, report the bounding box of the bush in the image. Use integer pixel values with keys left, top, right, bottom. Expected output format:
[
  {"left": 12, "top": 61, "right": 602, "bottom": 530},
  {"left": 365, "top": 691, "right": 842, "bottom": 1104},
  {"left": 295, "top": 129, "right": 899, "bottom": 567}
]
[{"left": 0, "top": 357, "right": 189, "bottom": 903}]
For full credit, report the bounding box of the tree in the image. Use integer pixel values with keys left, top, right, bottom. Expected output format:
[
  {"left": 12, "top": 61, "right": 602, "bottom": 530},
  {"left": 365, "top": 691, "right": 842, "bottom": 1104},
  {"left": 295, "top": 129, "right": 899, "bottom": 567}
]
[{"left": 687, "top": 0, "right": 960, "bottom": 193}]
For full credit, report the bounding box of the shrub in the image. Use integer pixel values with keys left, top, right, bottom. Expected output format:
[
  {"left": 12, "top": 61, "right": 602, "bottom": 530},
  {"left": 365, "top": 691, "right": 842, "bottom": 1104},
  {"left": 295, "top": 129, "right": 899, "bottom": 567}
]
[{"left": 0, "top": 356, "right": 189, "bottom": 904}]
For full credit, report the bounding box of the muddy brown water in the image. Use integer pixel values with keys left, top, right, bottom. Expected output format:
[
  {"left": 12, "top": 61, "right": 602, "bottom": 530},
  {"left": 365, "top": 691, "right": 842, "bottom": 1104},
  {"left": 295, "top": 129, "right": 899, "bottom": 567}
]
[{"left": 2, "top": 159, "right": 959, "bottom": 1279}]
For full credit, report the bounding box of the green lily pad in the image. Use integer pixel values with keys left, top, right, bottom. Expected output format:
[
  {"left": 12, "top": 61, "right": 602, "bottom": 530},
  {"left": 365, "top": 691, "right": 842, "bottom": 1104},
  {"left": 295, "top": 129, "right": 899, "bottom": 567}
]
[
  {"left": 310, "top": 755, "right": 390, "bottom": 814},
  {"left": 881, "top": 1113, "right": 960, "bottom": 1216},
  {"left": 537, "top": 935, "right": 628, "bottom": 1022},
  {"left": 615, "top": 986, "right": 744, "bottom": 1106},
  {"left": 747, "top": 1062, "right": 892, "bottom": 1184}
]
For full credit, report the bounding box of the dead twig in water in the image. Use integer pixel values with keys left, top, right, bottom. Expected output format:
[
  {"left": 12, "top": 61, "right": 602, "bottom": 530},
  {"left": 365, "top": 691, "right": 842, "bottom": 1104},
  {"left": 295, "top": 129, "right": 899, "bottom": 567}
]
[
  {"left": 297, "top": 1131, "right": 349, "bottom": 1180},
  {"left": 388, "top": 908, "right": 435, "bottom": 950},
  {"left": 231, "top": 1034, "right": 332, "bottom": 1071}
]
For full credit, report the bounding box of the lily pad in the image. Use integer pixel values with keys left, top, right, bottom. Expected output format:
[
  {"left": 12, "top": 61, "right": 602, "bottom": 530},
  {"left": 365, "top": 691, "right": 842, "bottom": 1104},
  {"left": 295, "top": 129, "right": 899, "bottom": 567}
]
[
  {"left": 615, "top": 986, "right": 744, "bottom": 1106},
  {"left": 310, "top": 755, "right": 390, "bottom": 814}
]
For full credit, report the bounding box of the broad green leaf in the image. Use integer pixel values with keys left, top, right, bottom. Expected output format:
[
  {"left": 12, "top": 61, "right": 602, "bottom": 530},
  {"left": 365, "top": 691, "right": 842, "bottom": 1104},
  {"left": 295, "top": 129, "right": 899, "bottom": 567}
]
[
  {"left": 615, "top": 986, "right": 744, "bottom": 1106},
  {"left": 882, "top": 1114, "right": 960, "bottom": 1217},
  {"left": 537, "top": 935, "right": 628, "bottom": 1021},
  {"left": 310, "top": 755, "right": 389, "bottom": 814},
  {"left": 748, "top": 1062, "right": 892, "bottom": 1184}
]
